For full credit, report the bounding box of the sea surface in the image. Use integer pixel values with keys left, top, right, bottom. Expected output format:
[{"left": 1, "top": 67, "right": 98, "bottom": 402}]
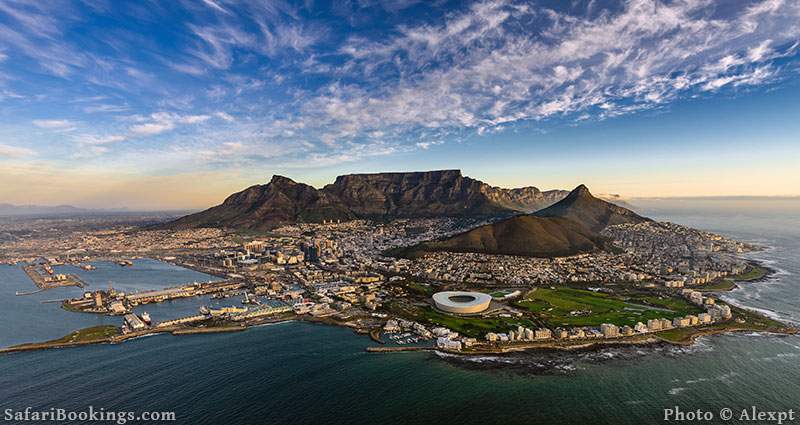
[{"left": 2, "top": 201, "right": 799, "bottom": 425}]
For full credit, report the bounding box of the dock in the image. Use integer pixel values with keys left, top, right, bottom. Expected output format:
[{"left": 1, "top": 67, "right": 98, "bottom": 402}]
[
  {"left": 365, "top": 346, "right": 432, "bottom": 353},
  {"left": 22, "top": 265, "right": 85, "bottom": 291}
]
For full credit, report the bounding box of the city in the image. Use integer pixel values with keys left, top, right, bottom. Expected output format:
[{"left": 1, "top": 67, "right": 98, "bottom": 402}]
[
  {"left": 1, "top": 0, "right": 799, "bottom": 423},
  {"left": 0, "top": 208, "right": 789, "bottom": 357}
]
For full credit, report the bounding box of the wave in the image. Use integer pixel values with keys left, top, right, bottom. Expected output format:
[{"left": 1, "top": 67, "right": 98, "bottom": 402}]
[
  {"left": 720, "top": 299, "right": 795, "bottom": 324},
  {"left": 124, "top": 333, "right": 162, "bottom": 342},
  {"left": 668, "top": 387, "right": 688, "bottom": 395},
  {"left": 434, "top": 351, "right": 521, "bottom": 365},
  {"left": 434, "top": 340, "right": 721, "bottom": 375},
  {"left": 250, "top": 320, "right": 294, "bottom": 329}
]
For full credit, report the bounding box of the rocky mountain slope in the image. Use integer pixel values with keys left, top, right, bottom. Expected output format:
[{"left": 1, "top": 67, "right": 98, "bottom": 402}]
[
  {"left": 166, "top": 176, "right": 355, "bottom": 230},
  {"left": 389, "top": 215, "right": 606, "bottom": 258},
  {"left": 533, "top": 184, "right": 650, "bottom": 232},
  {"left": 167, "top": 170, "right": 567, "bottom": 230},
  {"left": 390, "top": 184, "right": 649, "bottom": 258}
]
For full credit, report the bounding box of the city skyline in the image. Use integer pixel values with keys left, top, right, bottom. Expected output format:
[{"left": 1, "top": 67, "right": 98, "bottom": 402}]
[{"left": 1, "top": 0, "right": 799, "bottom": 209}]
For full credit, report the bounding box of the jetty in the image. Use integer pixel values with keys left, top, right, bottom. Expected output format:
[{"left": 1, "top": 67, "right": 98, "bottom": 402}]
[{"left": 366, "top": 346, "right": 432, "bottom": 353}]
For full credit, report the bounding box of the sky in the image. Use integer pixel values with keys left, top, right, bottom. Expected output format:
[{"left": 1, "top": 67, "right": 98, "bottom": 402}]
[{"left": 0, "top": 0, "right": 798, "bottom": 210}]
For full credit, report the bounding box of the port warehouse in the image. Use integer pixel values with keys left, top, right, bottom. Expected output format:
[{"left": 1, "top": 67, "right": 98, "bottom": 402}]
[
  {"left": 155, "top": 302, "right": 292, "bottom": 328},
  {"left": 125, "top": 281, "right": 243, "bottom": 304}
]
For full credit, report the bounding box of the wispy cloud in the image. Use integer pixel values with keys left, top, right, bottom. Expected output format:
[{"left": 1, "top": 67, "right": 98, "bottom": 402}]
[
  {"left": 83, "top": 104, "right": 130, "bottom": 114},
  {"left": 0, "top": 143, "right": 35, "bottom": 158},
  {"left": 129, "top": 112, "right": 212, "bottom": 136},
  {"left": 32, "top": 119, "right": 75, "bottom": 130},
  {"left": 1, "top": 0, "right": 799, "bottom": 184},
  {"left": 293, "top": 0, "right": 800, "bottom": 147}
]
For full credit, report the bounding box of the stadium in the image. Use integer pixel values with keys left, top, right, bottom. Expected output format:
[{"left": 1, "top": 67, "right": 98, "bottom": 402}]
[{"left": 432, "top": 291, "right": 492, "bottom": 314}]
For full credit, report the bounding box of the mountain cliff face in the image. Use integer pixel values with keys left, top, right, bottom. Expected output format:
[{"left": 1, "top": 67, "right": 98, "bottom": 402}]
[
  {"left": 167, "top": 176, "right": 354, "bottom": 230},
  {"left": 322, "top": 170, "right": 560, "bottom": 218},
  {"left": 166, "top": 170, "right": 566, "bottom": 230},
  {"left": 534, "top": 184, "right": 649, "bottom": 232},
  {"left": 483, "top": 186, "right": 569, "bottom": 213}
]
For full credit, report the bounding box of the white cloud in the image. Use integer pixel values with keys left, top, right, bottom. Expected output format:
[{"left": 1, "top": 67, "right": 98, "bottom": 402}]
[
  {"left": 215, "top": 111, "right": 235, "bottom": 122},
  {"left": 748, "top": 39, "right": 773, "bottom": 62},
  {"left": 202, "top": 0, "right": 231, "bottom": 15},
  {"left": 128, "top": 112, "right": 218, "bottom": 136},
  {"left": 168, "top": 61, "right": 206, "bottom": 76},
  {"left": 2, "top": 0, "right": 799, "bottom": 171},
  {"left": 83, "top": 104, "right": 129, "bottom": 113},
  {"left": 130, "top": 121, "right": 174, "bottom": 136},
  {"left": 0, "top": 143, "right": 34, "bottom": 158},
  {"left": 179, "top": 114, "right": 211, "bottom": 124},
  {"left": 32, "top": 119, "right": 75, "bottom": 130},
  {"left": 296, "top": 0, "right": 800, "bottom": 147},
  {"left": 74, "top": 134, "right": 126, "bottom": 145}
]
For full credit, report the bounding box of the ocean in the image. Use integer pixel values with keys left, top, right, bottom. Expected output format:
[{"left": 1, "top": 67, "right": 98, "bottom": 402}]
[{"left": 1, "top": 201, "right": 799, "bottom": 424}]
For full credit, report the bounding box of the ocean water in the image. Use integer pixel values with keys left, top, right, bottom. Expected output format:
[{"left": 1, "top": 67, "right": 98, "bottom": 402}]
[
  {"left": 0, "top": 259, "right": 222, "bottom": 348},
  {"left": 1, "top": 203, "right": 799, "bottom": 424}
]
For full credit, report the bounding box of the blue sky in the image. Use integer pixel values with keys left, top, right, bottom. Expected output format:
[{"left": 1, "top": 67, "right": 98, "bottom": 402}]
[{"left": 0, "top": 0, "right": 798, "bottom": 209}]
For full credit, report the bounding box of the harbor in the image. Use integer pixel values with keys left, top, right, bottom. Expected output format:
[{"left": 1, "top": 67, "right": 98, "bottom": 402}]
[{"left": 22, "top": 263, "right": 85, "bottom": 291}]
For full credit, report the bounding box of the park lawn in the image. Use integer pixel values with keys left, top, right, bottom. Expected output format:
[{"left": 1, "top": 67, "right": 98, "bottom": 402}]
[
  {"left": 489, "top": 289, "right": 514, "bottom": 298},
  {"left": 631, "top": 295, "right": 705, "bottom": 315},
  {"left": 404, "top": 281, "right": 436, "bottom": 296},
  {"left": 696, "top": 279, "right": 737, "bottom": 292},
  {"left": 416, "top": 307, "right": 535, "bottom": 338},
  {"left": 386, "top": 300, "right": 533, "bottom": 338},
  {"left": 656, "top": 327, "right": 701, "bottom": 343},
  {"left": 516, "top": 287, "right": 696, "bottom": 328},
  {"left": 731, "top": 265, "right": 767, "bottom": 282},
  {"left": 11, "top": 325, "right": 120, "bottom": 348},
  {"left": 48, "top": 325, "right": 119, "bottom": 343}
]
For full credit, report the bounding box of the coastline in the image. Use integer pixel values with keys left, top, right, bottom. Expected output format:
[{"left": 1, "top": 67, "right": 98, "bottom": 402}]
[
  {"left": 4, "top": 306, "right": 794, "bottom": 357},
  {"left": 2, "top": 255, "right": 793, "bottom": 358},
  {"left": 697, "top": 260, "right": 774, "bottom": 292}
]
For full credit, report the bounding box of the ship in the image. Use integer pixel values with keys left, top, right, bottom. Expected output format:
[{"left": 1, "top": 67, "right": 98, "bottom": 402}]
[
  {"left": 117, "top": 260, "right": 133, "bottom": 267},
  {"left": 141, "top": 312, "right": 152, "bottom": 325},
  {"left": 81, "top": 264, "right": 96, "bottom": 271}
]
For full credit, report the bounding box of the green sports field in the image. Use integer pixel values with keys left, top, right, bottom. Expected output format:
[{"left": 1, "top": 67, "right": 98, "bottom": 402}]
[{"left": 515, "top": 287, "right": 703, "bottom": 328}]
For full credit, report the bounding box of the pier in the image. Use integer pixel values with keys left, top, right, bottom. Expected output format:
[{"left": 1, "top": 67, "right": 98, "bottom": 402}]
[
  {"left": 365, "top": 346, "right": 432, "bottom": 353},
  {"left": 22, "top": 264, "right": 85, "bottom": 291}
]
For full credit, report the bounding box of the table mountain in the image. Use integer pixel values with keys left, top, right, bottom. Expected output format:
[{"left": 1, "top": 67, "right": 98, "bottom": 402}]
[
  {"left": 166, "top": 170, "right": 568, "bottom": 230},
  {"left": 322, "top": 170, "right": 565, "bottom": 218}
]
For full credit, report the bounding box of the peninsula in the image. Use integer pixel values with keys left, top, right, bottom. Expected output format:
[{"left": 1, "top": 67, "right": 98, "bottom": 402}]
[{"left": 1, "top": 170, "right": 793, "bottom": 357}]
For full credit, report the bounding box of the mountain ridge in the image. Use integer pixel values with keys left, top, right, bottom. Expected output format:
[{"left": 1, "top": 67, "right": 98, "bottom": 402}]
[
  {"left": 390, "top": 184, "right": 649, "bottom": 258},
  {"left": 533, "top": 184, "right": 650, "bottom": 232},
  {"left": 166, "top": 170, "right": 569, "bottom": 230}
]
